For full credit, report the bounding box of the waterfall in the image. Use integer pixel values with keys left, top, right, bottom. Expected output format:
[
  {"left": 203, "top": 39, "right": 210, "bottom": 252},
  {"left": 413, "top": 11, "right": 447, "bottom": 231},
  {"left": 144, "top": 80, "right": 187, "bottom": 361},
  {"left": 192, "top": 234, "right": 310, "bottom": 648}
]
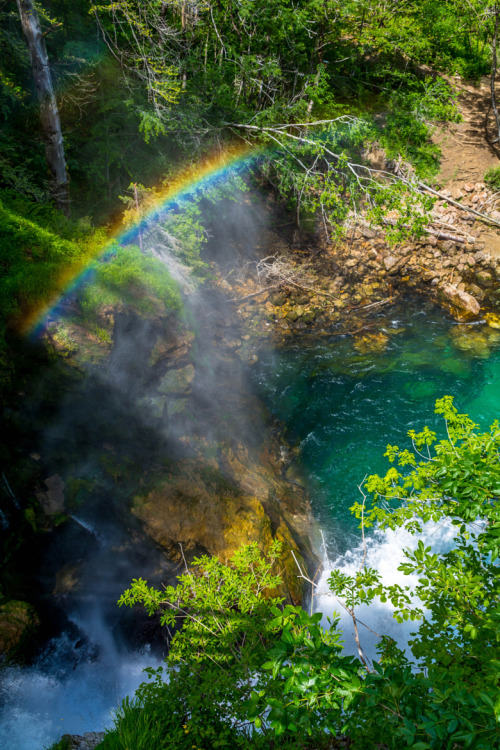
[
  {"left": 0, "top": 631, "right": 162, "bottom": 750},
  {"left": 315, "top": 519, "right": 458, "bottom": 664}
]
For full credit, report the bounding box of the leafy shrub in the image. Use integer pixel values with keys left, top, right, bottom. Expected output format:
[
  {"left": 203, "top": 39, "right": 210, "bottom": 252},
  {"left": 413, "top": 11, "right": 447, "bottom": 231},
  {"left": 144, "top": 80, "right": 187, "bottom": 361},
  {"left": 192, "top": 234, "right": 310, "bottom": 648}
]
[
  {"left": 108, "top": 399, "right": 500, "bottom": 750},
  {"left": 380, "top": 77, "right": 460, "bottom": 178},
  {"left": 484, "top": 165, "right": 500, "bottom": 190},
  {"left": 77, "top": 244, "right": 181, "bottom": 326}
]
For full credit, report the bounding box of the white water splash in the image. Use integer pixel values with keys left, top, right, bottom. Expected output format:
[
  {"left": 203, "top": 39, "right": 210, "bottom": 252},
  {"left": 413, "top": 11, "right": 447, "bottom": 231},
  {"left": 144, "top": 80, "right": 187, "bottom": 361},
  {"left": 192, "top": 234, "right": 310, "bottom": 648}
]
[
  {"left": 315, "top": 520, "right": 457, "bottom": 664},
  {"left": 0, "top": 507, "right": 8, "bottom": 530},
  {"left": 71, "top": 515, "right": 102, "bottom": 542},
  {"left": 143, "top": 222, "right": 195, "bottom": 291},
  {"left": 0, "top": 628, "right": 163, "bottom": 750}
]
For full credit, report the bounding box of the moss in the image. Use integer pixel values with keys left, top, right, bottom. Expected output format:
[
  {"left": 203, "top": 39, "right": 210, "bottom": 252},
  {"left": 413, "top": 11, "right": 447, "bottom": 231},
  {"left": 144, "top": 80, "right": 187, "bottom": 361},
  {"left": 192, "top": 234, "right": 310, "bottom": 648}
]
[{"left": 0, "top": 599, "right": 40, "bottom": 659}]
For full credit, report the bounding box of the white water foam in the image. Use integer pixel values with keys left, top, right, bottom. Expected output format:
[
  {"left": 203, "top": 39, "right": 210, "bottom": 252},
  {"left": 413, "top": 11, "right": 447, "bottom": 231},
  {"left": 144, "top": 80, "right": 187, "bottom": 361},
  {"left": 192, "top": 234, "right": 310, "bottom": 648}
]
[
  {"left": 0, "top": 632, "right": 163, "bottom": 750},
  {"left": 315, "top": 519, "right": 458, "bottom": 664},
  {"left": 143, "top": 222, "right": 195, "bottom": 291},
  {"left": 71, "top": 515, "right": 103, "bottom": 542}
]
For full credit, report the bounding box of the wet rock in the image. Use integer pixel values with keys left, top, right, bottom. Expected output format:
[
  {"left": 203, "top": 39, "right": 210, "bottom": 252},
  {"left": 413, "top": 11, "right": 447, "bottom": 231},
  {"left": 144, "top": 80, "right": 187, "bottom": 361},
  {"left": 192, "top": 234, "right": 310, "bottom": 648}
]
[
  {"left": 353, "top": 332, "right": 389, "bottom": 354},
  {"left": 167, "top": 398, "right": 188, "bottom": 418},
  {"left": 224, "top": 337, "right": 242, "bottom": 349},
  {"left": 158, "top": 364, "right": 195, "bottom": 395},
  {"left": 0, "top": 600, "right": 40, "bottom": 659},
  {"left": 475, "top": 270, "right": 493, "bottom": 285},
  {"left": 383, "top": 255, "right": 397, "bottom": 271},
  {"left": 466, "top": 283, "right": 485, "bottom": 301},
  {"left": 136, "top": 394, "right": 167, "bottom": 418},
  {"left": 438, "top": 284, "right": 480, "bottom": 318},
  {"left": 269, "top": 291, "right": 289, "bottom": 306},
  {"left": 450, "top": 325, "right": 493, "bottom": 357},
  {"left": 485, "top": 313, "right": 500, "bottom": 329},
  {"left": 53, "top": 562, "right": 81, "bottom": 596},
  {"left": 302, "top": 310, "right": 316, "bottom": 324},
  {"left": 61, "top": 733, "right": 105, "bottom": 749},
  {"left": 36, "top": 474, "right": 65, "bottom": 515}
]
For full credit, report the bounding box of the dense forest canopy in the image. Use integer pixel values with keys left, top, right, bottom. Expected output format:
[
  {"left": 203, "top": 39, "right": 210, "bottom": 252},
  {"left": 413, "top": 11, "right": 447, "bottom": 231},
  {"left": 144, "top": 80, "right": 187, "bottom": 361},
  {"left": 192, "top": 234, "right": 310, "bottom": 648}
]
[{"left": 2, "top": 0, "right": 498, "bottom": 378}]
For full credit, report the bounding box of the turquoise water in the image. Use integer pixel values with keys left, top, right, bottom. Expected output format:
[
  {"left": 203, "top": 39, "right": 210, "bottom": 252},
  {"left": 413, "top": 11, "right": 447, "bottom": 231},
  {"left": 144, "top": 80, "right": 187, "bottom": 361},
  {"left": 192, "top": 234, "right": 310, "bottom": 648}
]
[{"left": 253, "top": 298, "right": 500, "bottom": 556}]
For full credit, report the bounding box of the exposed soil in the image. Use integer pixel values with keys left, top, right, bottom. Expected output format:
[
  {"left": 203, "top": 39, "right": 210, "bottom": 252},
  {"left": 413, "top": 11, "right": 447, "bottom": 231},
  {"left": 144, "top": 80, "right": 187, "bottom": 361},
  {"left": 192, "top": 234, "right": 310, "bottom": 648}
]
[
  {"left": 433, "top": 76, "right": 500, "bottom": 258},
  {"left": 434, "top": 77, "right": 500, "bottom": 186}
]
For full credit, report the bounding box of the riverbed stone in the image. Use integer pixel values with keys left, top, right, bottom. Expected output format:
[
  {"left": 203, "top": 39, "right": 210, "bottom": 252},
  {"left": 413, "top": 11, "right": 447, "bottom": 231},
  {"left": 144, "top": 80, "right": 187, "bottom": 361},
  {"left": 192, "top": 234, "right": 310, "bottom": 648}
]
[
  {"left": 383, "top": 255, "right": 397, "bottom": 270},
  {"left": 485, "top": 312, "right": 500, "bottom": 329}
]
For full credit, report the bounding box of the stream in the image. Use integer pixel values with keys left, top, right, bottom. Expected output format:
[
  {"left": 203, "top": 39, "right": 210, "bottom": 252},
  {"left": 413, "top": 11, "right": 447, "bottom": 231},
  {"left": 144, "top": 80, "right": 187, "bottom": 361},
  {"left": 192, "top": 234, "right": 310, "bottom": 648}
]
[
  {"left": 253, "top": 298, "right": 500, "bottom": 658},
  {"left": 2, "top": 292, "right": 500, "bottom": 748}
]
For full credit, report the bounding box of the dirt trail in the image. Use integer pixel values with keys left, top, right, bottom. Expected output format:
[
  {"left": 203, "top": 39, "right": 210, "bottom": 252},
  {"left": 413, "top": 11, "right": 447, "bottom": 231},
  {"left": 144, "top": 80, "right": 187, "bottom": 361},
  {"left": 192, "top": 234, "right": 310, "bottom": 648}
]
[
  {"left": 435, "top": 77, "right": 500, "bottom": 185},
  {"left": 433, "top": 77, "right": 500, "bottom": 257}
]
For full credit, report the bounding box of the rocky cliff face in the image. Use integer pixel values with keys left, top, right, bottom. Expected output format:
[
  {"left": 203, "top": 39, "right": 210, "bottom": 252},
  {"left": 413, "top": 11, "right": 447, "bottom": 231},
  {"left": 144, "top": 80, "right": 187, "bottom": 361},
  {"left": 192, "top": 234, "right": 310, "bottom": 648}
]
[{"left": 26, "top": 276, "right": 320, "bottom": 624}]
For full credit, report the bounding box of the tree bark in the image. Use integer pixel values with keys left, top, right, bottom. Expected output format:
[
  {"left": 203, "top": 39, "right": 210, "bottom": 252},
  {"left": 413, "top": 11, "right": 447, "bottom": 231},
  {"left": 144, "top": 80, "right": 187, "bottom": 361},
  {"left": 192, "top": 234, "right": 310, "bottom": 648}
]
[
  {"left": 16, "top": 0, "right": 70, "bottom": 215},
  {"left": 491, "top": 5, "right": 500, "bottom": 145}
]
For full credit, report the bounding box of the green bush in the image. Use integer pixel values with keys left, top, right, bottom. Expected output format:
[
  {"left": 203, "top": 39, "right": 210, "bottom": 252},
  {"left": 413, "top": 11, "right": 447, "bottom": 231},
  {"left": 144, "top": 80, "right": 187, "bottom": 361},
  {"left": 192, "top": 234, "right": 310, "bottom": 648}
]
[
  {"left": 484, "top": 165, "right": 500, "bottom": 190},
  {"left": 77, "top": 244, "right": 182, "bottom": 326},
  {"left": 108, "top": 398, "right": 500, "bottom": 750}
]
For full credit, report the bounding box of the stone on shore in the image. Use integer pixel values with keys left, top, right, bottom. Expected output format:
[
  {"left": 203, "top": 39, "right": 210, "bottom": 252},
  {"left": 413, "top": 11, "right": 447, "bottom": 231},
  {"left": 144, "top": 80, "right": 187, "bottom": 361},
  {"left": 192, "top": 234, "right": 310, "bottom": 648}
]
[{"left": 438, "top": 284, "right": 480, "bottom": 318}]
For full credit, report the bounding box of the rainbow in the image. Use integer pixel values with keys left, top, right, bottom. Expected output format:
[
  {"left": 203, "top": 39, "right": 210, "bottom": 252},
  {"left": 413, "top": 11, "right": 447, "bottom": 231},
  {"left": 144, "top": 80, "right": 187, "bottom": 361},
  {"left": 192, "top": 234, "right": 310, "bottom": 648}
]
[{"left": 24, "top": 142, "right": 261, "bottom": 336}]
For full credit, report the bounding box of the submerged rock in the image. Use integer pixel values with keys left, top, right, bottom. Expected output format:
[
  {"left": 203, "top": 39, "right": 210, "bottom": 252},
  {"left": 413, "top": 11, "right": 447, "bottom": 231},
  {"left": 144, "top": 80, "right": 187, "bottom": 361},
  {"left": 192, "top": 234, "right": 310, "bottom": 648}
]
[
  {"left": 450, "top": 325, "right": 498, "bottom": 358},
  {"left": 485, "top": 312, "right": 500, "bottom": 329},
  {"left": 353, "top": 331, "right": 389, "bottom": 354}
]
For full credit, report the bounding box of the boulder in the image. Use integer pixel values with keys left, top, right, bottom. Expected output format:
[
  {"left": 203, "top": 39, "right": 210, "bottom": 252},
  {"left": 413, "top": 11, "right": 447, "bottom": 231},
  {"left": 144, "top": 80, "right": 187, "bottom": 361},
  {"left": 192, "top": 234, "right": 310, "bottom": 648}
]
[
  {"left": 133, "top": 443, "right": 319, "bottom": 604},
  {"left": 438, "top": 284, "right": 480, "bottom": 318},
  {"left": 36, "top": 474, "right": 65, "bottom": 515}
]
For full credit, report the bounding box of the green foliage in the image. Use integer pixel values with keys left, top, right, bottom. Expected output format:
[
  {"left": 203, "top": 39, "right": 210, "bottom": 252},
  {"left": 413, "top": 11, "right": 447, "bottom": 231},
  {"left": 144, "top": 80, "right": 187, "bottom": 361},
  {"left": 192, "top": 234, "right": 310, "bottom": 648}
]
[
  {"left": 111, "top": 399, "right": 500, "bottom": 749},
  {"left": 44, "top": 737, "right": 72, "bottom": 750},
  {"left": 1, "top": 0, "right": 490, "bottom": 236},
  {"left": 77, "top": 244, "right": 182, "bottom": 326},
  {"left": 485, "top": 165, "right": 500, "bottom": 190},
  {"left": 380, "top": 77, "right": 461, "bottom": 179},
  {"left": 0, "top": 195, "right": 106, "bottom": 389}
]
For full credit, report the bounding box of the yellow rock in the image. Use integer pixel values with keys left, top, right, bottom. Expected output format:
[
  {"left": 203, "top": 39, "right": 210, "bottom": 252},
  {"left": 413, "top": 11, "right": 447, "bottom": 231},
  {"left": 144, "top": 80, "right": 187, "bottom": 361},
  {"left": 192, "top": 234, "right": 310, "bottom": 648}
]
[{"left": 353, "top": 331, "right": 389, "bottom": 354}]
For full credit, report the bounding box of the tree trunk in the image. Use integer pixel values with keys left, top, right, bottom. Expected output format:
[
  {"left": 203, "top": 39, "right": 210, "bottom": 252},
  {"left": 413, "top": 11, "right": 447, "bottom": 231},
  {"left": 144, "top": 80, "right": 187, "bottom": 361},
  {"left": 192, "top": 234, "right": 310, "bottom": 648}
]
[
  {"left": 491, "top": 5, "right": 500, "bottom": 145},
  {"left": 16, "top": 0, "right": 70, "bottom": 215}
]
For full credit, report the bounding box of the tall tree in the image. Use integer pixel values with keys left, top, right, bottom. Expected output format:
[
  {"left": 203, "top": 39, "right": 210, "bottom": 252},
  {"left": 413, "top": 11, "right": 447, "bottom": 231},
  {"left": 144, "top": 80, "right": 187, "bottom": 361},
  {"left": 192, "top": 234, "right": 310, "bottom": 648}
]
[{"left": 16, "top": 0, "right": 70, "bottom": 215}]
